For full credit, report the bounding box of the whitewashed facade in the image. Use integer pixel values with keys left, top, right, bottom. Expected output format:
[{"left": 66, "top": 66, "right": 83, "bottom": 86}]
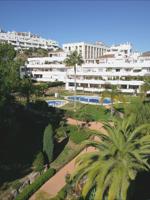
[
  {"left": 66, "top": 61, "right": 150, "bottom": 94},
  {"left": 22, "top": 42, "right": 150, "bottom": 94},
  {"left": 22, "top": 51, "right": 67, "bottom": 82},
  {"left": 0, "top": 29, "right": 59, "bottom": 50}
]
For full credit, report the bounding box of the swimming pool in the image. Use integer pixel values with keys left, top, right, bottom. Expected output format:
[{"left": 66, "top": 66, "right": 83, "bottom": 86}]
[
  {"left": 46, "top": 100, "right": 67, "bottom": 107},
  {"left": 67, "top": 96, "right": 111, "bottom": 105},
  {"left": 67, "top": 96, "right": 99, "bottom": 104}
]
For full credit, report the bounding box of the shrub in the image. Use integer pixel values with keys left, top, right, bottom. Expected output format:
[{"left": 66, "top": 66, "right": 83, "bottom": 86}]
[
  {"left": 68, "top": 125, "right": 92, "bottom": 144},
  {"left": 43, "top": 124, "right": 54, "bottom": 163},
  {"left": 57, "top": 187, "right": 67, "bottom": 199},
  {"left": 47, "top": 81, "right": 65, "bottom": 88},
  {"left": 49, "top": 186, "right": 67, "bottom": 200},
  {"left": 79, "top": 113, "right": 94, "bottom": 122},
  {"left": 34, "top": 83, "right": 49, "bottom": 97},
  {"left": 56, "top": 120, "right": 68, "bottom": 139},
  {"left": 15, "top": 168, "right": 55, "bottom": 200},
  {"left": 32, "top": 151, "right": 45, "bottom": 172},
  {"left": 56, "top": 127, "right": 65, "bottom": 138},
  {"left": 28, "top": 100, "right": 48, "bottom": 111}
]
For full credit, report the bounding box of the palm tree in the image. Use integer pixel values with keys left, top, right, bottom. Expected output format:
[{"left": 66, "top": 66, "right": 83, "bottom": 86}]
[
  {"left": 140, "top": 77, "right": 150, "bottom": 101},
  {"left": 101, "top": 84, "right": 125, "bottom": 116},
  {"left": 71, "top": 116, "right": 150, "bottom": 200},
  {"left": 20, "top": 76, "right": 33, "bottom": 104},
  {"left": 64, "top": 51, "right": 84, "bottom": 111}
]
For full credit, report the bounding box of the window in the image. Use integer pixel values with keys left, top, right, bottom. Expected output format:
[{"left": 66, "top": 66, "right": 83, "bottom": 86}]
[
  {"left": 133, "top": 69, "right": 141, "bottom": 72},
  {"left": 34, "top": 74, "right": 42, "bottom": 78},
  {"left": 129, "top": 85, "right": 139, "bottom": 89},
  {"left": 80, "top": 83, "right": 88, "bottom": 87},
  {"left": 90, "top": 84, "right": 98, "bottom": 88},
  {"left": 121, "top": 85, "right": 127, "bottom": 89},
  {"left": 69, "top": 82, "right": 74, "bottom": 86}
]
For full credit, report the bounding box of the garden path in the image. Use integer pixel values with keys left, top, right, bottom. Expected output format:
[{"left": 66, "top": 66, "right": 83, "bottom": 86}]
[{"left": 30, "top": 119, "right": 105, "bottom": 200}]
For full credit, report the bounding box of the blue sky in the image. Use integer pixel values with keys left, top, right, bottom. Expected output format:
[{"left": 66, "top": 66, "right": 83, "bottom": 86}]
[{"left": 0, "top": 1, "right": 150, "bottom": 52}]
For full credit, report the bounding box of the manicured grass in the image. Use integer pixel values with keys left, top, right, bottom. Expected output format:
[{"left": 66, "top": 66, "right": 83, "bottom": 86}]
[
  {"left": 68, "top": 125, "right": 94, "bottom": 144},
  {"left": 34, "top": 191, "right": 50, "bottom": 200},
  {"left": 52, "top": 124, "right": 95, "bottom": 169},
  {"left": 62, "top": 102, "right": 111, "bottom": 122},
  {"left": 51, "top": 141, "right": 84, "bottom": 170}
]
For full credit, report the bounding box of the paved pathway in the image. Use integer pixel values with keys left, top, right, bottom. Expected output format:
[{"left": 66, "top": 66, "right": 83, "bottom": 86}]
[{"left": 30, "top": 119, "right": 105, "bottom": 200}]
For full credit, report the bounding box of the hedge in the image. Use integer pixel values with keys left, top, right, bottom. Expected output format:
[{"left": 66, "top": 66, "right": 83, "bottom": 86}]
[
  {"left": 68, "top": 125, "right": 92, "bottom": 144},
  {"left": 15, "top": 168, "right": 55, "bottom": 200}
]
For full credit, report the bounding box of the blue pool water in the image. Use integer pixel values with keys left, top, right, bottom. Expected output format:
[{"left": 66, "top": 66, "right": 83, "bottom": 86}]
[
  {"left": 68, "top": 96, "right": 99, "bottom": 104},
  {"left": 46, "top": 100, "right": 66, "bottom": 107},
  {"left": 67, "top": 96, "right": 111, "bottom": 105},
  {"left": 103, "top": 98, "right": 112, "bottom": 104}
]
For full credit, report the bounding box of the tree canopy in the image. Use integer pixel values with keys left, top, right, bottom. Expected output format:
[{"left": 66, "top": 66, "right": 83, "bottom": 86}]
[
  {"left": 64, "top": 50, "right": 84, "bottom": 67},
  {"left": 71, "top": 116, "right": 150, "bottom": 200}
]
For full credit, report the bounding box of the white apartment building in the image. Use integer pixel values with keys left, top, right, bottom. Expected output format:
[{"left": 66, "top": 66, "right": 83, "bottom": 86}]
[
  {"left": 107, "top": 43, "right": 132, "bottom": 57},
  {"left": 63, "top": 42, "right": 108, "bottom": 63},
  {"left": 21, "top": 41, "right": 150, "bottom": 94},
  {"left": 21, "top": 50, "right": 67, "bottom": 82},
  {"left": 105, "top": 43, "right": 140, "bottom": 62},
  {"left": 66, "top": 61, "right": 150, "bottom": 94},
  {"left": 0, "top": 28, "right": 59, "bottom": 50},
  {"left": 139, "top": 52, "right": 150, "bottom": 62}
]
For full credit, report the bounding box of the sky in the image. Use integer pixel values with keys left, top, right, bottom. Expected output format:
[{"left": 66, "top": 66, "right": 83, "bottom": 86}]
[{"left": 0, "top": 0, "right": 150, "bottom": 52}]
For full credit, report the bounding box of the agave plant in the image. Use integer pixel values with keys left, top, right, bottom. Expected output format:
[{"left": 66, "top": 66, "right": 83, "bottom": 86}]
[{"left": 71, "top": 116, "right": 150, "bottom": 200}]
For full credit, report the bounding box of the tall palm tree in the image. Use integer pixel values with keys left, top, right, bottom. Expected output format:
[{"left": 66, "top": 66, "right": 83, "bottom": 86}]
[
  {"left": 71, "top": 116, "right": 150, "bottom": 200},
  {"left": 64, "top": 51, "right": 84, "bottom": 111}
]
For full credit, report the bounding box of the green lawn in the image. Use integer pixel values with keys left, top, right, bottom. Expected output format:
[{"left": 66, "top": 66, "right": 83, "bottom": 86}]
[
  {"left": 52, "top": 124, "right": 95, "bottom": 169},
  {"left": 51, "top": 141, "right": 84, "bottom": 170},
  {"left": 68, "top": 124, "right": 94, "bottom": 144},
  {"left": 62, "top": 102, "right": 111, "bottom": 122}
]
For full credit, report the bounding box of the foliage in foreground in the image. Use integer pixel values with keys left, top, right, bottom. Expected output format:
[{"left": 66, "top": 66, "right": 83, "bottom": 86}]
[
  {"left": 49, "top": 186, "right": 67, "bottom": 200},
  {"left": 71, "top": 116, "right": 150, "bottom": 200},
  {"left": 15, "top": 168, "right": 55, "bottom": 200},
  {"left": 125, "top": 97, "right": 150, "bottom": 126}
]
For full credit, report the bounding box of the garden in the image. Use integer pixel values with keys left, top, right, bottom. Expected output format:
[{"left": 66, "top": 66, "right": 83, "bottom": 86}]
[{"left": 62, "top": 102, "right": 111, "bottom": 122}]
